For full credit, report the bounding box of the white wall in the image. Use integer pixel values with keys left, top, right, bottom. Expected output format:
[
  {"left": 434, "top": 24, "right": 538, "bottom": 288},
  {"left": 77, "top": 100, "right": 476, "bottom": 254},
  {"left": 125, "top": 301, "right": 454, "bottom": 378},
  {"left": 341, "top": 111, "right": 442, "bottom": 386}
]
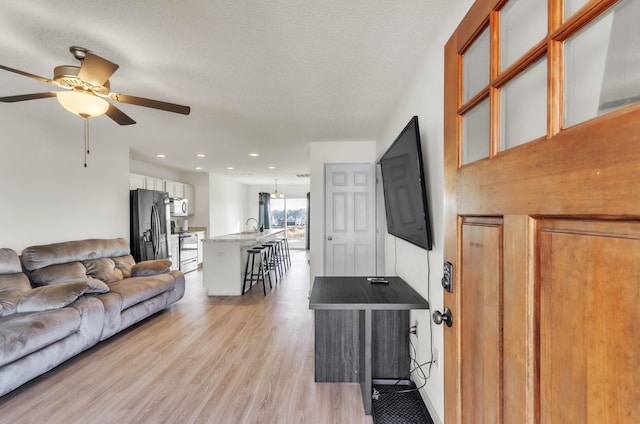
[
  {"left": 0, "top": 117, "right": 129, "bottom": 253},
  {"left": 375, "top": 1, "right": 474, "bottom": 422},
  {"left": 207, "top": 174, "right": 248, "bottom": 237},
  {"left": 308, "top": 141, "right": 377, "bottom": 284}
]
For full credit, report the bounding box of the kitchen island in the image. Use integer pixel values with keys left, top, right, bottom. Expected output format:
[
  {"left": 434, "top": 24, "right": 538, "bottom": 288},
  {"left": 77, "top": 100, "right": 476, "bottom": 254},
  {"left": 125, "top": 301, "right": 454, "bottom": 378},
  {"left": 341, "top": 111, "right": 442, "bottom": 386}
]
[{"left": 202, "top": 229, "right": 285, "bottom": 295}]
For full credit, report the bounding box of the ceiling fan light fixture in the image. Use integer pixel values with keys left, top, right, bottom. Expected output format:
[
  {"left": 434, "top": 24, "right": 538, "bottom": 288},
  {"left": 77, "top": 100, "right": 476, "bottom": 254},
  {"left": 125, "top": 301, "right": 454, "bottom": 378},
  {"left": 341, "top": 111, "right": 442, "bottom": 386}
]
[{"left": 57, "top": 90, "right": 109, "bottom": 117}]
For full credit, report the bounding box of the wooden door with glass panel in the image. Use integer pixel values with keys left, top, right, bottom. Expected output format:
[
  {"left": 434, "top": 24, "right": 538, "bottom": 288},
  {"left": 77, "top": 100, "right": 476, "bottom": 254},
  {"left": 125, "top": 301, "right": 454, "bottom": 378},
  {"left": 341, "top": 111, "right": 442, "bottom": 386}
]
[{"left": 443, "top": 0, "right": 640, "bottom": 422}]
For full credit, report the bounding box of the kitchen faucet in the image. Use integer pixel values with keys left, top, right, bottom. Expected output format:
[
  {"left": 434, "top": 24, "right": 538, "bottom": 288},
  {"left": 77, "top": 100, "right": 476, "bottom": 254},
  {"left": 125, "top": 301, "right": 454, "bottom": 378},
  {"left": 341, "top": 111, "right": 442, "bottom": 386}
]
[{"left": 246, "top": 217, "right": 258, "bottom": 231}]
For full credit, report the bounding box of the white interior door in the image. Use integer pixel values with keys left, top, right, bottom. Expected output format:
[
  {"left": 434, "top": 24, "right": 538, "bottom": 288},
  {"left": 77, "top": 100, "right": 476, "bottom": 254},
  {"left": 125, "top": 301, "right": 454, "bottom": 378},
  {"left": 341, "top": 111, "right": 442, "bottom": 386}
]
[{"left": 324, "top": 163, "right": 376, "bottom": 276}]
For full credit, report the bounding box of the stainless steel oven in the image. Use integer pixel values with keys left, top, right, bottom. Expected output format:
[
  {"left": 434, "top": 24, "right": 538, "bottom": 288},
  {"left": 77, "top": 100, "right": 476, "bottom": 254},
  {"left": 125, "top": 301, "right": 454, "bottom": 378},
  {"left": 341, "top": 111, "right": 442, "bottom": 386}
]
[{"left": 178, "top": 233, "right": 198, "bottom": 273}]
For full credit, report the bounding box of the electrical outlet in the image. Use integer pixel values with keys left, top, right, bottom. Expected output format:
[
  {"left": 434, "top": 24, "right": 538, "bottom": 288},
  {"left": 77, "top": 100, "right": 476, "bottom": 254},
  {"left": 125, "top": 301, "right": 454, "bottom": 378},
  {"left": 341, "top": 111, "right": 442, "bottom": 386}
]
[{"left": 414, "top": 320, "right": 418, "bottom": 337}]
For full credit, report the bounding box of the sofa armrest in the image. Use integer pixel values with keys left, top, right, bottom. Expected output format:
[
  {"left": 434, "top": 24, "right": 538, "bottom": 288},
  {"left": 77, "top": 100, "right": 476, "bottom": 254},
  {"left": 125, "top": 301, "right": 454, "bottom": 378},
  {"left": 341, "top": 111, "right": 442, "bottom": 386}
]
[
  {"left": 131, "top": 259, "right": 171, "bottom": 277},
  {"left": 16, "top": 279, "right": 109, "bottom": 313}
]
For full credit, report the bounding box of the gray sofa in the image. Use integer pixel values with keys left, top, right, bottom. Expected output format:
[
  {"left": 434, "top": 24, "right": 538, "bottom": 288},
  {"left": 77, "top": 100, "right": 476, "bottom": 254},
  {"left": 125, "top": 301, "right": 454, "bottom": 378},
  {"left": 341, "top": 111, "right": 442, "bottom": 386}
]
[{"left": 0, "top": 238, "right": 185, "bottom": 397}]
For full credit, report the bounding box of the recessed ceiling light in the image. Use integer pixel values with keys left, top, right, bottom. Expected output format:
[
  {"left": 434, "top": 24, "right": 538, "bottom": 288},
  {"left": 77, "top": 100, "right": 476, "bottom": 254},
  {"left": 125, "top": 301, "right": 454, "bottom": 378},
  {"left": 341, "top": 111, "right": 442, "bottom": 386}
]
[
  {"left": 227, "top": 166, "right": 234, "bottom": 170},
  {"left": 155, "top": 154, "right": 166, "bottom": 158},
  {"left": 268, "top": 166, "right": 276, "bottom": 169},
  {"left": 249, "top": 153, "right": 259, "bottom": 157},
  {"left": 195, "top": 166, "right": 203, "bottom": 170},
  {"left": 196, "top": 153, "right": 206, "bottom": 158}
]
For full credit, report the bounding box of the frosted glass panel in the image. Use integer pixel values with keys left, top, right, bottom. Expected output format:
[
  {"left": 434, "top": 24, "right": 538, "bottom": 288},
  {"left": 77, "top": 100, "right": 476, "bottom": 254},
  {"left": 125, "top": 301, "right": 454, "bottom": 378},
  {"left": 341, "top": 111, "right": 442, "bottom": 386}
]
[
  {"left": 565, "top": 0, "right": 589, "bottom": 18},
  {"left": 564, "top": 0, "right": 640, "bottom": 128},
  {"left": 463, "top": 27, "right": 490, "bottom": 103},
  {"left": 462, "top": 98, "right": 490, "bottom": 165},
  {"left": 500, "top": 0, "right": 547, "bottom": 70},
  {"left": 500, "top": 58, "right": 547, "bottom": 150}
]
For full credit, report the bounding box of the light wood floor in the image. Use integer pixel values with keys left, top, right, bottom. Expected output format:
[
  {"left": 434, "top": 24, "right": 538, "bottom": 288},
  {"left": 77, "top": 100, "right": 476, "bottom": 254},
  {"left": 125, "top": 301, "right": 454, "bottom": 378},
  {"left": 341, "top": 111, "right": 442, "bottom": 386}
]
[{"left": 0, "top": 251, "right": 373, "bottom": 424}]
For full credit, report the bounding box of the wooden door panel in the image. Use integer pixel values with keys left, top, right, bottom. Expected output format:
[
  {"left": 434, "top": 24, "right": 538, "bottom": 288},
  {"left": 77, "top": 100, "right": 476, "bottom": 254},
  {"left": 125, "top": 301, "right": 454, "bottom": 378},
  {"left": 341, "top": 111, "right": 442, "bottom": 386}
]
[
  {"left": 539, "top": 219, "right": 640, "bottom": 423},
  {"left": 460, "top": 218, "right": 503, "bottom": 423}
]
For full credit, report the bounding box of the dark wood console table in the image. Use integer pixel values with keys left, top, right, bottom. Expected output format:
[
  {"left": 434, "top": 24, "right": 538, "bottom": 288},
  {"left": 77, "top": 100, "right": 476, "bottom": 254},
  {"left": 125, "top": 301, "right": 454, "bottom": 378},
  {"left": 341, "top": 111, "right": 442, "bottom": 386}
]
[{"left": 309, "top": 276, "right": 429, "bottom": 415}]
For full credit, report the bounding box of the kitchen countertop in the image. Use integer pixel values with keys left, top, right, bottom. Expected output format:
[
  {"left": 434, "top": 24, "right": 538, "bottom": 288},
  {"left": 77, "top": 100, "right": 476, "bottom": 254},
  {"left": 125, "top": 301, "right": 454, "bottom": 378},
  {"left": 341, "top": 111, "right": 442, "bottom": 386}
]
[{"left": 204, "top": 229, "right": 284, "bottom": 242}]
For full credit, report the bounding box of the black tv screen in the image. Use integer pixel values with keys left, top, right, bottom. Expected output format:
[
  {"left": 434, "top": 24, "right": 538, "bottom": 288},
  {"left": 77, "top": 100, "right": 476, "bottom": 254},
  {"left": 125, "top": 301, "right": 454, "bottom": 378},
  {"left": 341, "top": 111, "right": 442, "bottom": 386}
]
[{"left": 379, "top": 116, "right": 433, "bottom": 250}]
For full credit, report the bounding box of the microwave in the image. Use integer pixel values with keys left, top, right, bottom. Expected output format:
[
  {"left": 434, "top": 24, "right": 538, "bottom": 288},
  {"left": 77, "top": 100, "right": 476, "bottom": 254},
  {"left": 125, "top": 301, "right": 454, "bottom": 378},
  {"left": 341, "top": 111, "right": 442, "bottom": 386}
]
[{"left": 169, "top": 198, "right": 188, "bottom": 217}]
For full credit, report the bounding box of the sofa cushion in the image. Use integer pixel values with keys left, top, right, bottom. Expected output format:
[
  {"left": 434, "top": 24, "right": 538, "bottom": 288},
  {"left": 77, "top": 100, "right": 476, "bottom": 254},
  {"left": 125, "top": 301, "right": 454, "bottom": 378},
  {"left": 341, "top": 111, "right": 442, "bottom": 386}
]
[
  {"left": 29, "top": 262, "right": 87, "bottom": 287},
  {"left": 0, "top": 248, "right": 22, "bottom": 274},
  {"left": 21, "top": 239, "right": 130, "bottom": 272},
  {"left": 0, "top": 248, "right": 32, "bottom": 317},
  {"left": 0, "top": 307, "right": 81, "bottom": 368},
  {"left": 112, "top": 255, "right": 136, "bottom": 278},
  {"left": 16, "top": 280, "right": 109, "bottom": 314},
  {"left": 83, "top": 258, "right": 123, "bottom": 283},
  {"left": 107, "top": 273, "right": 175, "bottom": 310},
  {"left": 0, "top": 289, "right": 23, "bottom": 317},
  {"left": 0, "top": 273, "right": 32, "bottom": 317},
  {"left": 0, "top": 272, "right": 31, "bottom": 293},
  {"left": 131, "top": 259, "right": 172, "bottom": 277}
]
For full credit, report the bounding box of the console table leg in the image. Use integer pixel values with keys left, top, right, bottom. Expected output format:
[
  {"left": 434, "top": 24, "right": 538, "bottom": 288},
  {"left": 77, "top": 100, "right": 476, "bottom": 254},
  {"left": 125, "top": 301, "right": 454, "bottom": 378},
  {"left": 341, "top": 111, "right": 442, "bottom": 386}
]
[{"left": 360, "top": 309, "right": 372, "bottom": 415}]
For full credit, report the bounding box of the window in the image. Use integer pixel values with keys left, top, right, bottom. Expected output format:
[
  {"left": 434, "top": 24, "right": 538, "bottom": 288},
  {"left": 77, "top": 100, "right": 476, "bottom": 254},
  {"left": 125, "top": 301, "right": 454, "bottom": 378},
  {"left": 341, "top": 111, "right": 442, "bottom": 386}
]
[
  {"left": 270, "top": 198, "right": 307, "bottom": 249},
  {"left": 457, "top": 0, "right": 640, "bottom": 166}
]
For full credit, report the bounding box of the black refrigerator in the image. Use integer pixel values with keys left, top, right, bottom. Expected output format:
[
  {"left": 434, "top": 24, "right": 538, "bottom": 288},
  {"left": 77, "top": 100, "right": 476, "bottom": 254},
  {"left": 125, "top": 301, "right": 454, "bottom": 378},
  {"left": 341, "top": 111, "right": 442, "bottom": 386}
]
[{"left": 130, "top": 189, "right": 171, "bottom": 262}]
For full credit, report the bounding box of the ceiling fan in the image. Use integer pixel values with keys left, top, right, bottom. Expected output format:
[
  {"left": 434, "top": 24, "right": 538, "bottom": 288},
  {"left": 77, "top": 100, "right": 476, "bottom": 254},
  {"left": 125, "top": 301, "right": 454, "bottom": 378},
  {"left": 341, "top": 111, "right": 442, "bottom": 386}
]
[
  {"left": 0, "top": 46, "right": 191, "bottom": 166},
  {"left": 0, "top": 46, "right": 190, "bottom": 124}
]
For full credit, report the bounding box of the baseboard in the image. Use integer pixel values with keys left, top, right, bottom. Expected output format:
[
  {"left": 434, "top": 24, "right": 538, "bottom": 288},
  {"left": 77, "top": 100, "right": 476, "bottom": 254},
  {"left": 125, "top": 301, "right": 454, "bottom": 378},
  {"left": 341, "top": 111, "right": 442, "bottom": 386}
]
[{"left": 419, "top": 389, "right": 443, "bottom": 424}]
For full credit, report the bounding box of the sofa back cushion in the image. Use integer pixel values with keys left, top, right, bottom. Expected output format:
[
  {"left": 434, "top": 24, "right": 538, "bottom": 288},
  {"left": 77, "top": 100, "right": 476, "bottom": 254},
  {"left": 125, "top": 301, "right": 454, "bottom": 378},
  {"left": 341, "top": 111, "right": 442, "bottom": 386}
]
[
  {"left": 29, "top": 262, "right": 88, "bottom": 287},
  {"left": 21, "top": 239, "right": 130, "bottom": 272},
  {"left": 21, "top": 239, "right": 132, "bottom": 286},
  {"left": 0, "top": 248, "right": 31, "bottom": 317},
  {"left": 83, "top": 258, "right": 123, "bottom": 283}
]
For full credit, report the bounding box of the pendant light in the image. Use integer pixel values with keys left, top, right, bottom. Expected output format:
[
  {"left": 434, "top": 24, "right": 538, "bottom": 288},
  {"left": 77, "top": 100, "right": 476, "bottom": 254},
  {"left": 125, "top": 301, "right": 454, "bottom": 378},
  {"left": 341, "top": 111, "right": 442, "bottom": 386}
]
[{"left": 271, "top": 178, "right": 284, "bottom": 198}]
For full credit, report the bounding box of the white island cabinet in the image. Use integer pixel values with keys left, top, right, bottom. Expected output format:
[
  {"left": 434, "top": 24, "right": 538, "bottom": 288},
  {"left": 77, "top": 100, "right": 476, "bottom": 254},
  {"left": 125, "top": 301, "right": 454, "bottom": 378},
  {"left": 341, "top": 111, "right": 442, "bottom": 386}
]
[{"left": 202, "top": 229, "right": 285, "bottom": 296}]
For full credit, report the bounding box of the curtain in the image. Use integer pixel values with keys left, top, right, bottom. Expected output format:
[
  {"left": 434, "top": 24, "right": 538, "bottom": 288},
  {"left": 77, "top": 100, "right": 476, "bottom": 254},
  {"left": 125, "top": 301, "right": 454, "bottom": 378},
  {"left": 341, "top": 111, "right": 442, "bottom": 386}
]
[{"left": 258, "top": 192, "right": 271, "bottom": 230}]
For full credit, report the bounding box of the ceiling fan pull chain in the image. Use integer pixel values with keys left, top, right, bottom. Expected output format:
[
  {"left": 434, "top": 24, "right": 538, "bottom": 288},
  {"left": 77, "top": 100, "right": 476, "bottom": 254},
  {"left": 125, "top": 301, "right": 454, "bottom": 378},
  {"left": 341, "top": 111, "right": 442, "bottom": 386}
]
[{"left": 82, "top": 114, "right": 89, "bottom": 167}]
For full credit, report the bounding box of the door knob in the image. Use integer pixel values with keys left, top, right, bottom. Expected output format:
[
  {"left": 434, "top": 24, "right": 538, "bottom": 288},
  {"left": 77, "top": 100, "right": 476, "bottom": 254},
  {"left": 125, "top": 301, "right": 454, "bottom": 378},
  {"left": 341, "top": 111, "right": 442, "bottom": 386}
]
[
  {"left": 433, "top": 308, "right": 453, "bottom": 327},
  {"left": 327, "top": 236, "right": 333, "bottom": 240}
]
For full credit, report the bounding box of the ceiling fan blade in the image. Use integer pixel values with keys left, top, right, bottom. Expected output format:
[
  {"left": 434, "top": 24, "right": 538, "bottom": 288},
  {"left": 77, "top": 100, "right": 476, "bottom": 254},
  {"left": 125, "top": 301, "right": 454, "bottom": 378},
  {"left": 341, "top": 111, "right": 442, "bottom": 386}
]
[
  {"left": 0, "top": 64, "right": 58, "bottom": 86},
  {"left": 78, "top": 51, "right": 119, "bottom": 86},
  {"left": 110, "top": 93, "right": 191, "bottom": 115},
  {"left": 0, "top": 92, "right": 58, "bottom": 102},
  {"left": 105, "top": 103, "right": 136, "bottom": 125}
]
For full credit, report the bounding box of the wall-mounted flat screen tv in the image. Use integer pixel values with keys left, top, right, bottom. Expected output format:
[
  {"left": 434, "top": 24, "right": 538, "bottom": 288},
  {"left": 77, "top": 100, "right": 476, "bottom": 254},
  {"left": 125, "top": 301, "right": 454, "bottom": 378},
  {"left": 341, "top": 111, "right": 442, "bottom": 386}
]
[{"left": 379, "top": 116, "right": 433, "bottom": 250}]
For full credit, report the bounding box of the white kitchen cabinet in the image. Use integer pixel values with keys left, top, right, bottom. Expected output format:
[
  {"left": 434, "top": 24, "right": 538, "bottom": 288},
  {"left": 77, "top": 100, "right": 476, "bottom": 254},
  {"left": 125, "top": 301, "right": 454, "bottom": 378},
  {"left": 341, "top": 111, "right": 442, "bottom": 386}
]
[
  {"left": 145, "top": 176, "right": 164, "bottom": 191},
  {"left": 184, "top": 183, "right": 195, "bottom": 214},
  {"left": 170, "top": 234, "right": 180, "bottom": 271},
  {"left": 196, "top": 231, "right": 206, "bottom": 265},
  {"left": 164, "top": 180, "right": 185, "bottom": 198},
  {"left": 129, "top": 173, "right": 146, "bottom": 190}
]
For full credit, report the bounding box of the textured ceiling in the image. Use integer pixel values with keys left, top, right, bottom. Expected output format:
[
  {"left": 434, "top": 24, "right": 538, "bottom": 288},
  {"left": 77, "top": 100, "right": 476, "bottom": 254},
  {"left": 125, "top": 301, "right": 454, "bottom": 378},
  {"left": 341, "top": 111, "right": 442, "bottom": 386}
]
[{"left": 0, "top": 0, "right": 459, "bottom": 184}]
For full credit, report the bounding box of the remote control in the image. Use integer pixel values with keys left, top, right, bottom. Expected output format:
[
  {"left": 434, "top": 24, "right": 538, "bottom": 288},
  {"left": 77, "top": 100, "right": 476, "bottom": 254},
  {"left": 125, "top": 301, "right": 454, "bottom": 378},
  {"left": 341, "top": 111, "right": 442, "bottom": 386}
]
[{"left": 367, "top": 277, "right": 389, "bottom": 284}]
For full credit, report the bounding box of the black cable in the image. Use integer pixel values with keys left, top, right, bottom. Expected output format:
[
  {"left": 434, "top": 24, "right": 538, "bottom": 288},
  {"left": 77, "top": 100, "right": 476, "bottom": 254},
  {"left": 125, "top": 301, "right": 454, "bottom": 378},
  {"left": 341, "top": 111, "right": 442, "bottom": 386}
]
[{"left": 376, "top": 239, "right": 434, "bottom": 397}]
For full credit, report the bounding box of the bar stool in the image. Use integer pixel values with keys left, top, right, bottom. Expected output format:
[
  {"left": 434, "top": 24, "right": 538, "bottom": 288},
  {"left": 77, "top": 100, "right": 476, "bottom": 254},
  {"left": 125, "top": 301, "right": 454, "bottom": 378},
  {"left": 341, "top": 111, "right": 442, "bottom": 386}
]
[
  {"left": 262, "top": 241, "right": 282, "bottom": 283},
  {"left": 278, "top": 237, "right": 291, "bottom": 269},
  {"left": 242, "top": 246, "right": 271, "bottom": 295}
]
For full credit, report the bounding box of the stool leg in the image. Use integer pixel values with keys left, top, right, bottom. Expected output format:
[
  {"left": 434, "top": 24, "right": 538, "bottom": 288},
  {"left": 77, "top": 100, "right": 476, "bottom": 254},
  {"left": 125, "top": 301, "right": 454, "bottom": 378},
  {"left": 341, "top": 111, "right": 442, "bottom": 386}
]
[
  {"left": 276, "top": 242, "right": 285, "bottom": 277},
  {"left": 258, "top": 250, "right": 268, "bottom": 295},
  {"left": 242, "top": 251, "right": 254, "bottom": 294},
  {"left": 265, "top": 243, "right": 280, "bottom": 283},
  {"left": 262, "top": 250, "right": 272, "bottom": 290},
  {"left": 283, "top": 238, "right": 291, "bottom": 268}
]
